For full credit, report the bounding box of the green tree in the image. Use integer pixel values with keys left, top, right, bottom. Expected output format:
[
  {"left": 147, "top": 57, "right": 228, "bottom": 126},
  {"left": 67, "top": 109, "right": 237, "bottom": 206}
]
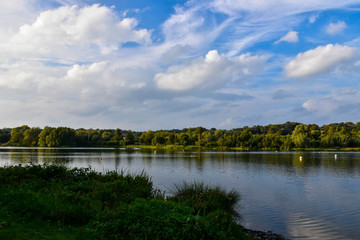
[
  {"left": 114, "top": 128, "right": 123, "bottom": 141},
  {"left": 177, "top": 132, "right": 190, "bottom": 146},
  {"left": 75, "top": 128, "right": 91, "bottom": 147},
  {"left": 8, "top": 125, "right": 30, "bottom": 146},
  {"left": 281, "top": 136, "right": 294, "bottom": 150},
  {"left": 248, "top": 134, "right": 263, "bottom": 150},
  {"left": 38, "top": 127, "right": 53, "bottom": 147},
  {"left": 22, "top": 127, "right": 41, "bottom": 146},
  {"left": 45, "top": 127, "right": 76, "bottom": 147},
  {"left": 139, "top": 130, "right": 154, "bottom": 145},
  {"left": 291, "top": 124, "right": 312, "bottom": 148},
  {"left": 262, "top": 134, "right": 283, "bottom": 150},
  {"left": 125, "top": 130, "right": 136, "bottom": 145},
  {"left": 320, "top": 126, "right": 336, "bottom": 147},
  {"left": 237, "top": 128, "right": 252, "bottom": 149},
  {"left": 194, "top": 127, "right": 206, "bottom": 146},
  {"left": 152, "top": 132, "right": 166, "bottom": 146},
  {"left": 101, "top": 131, "right": 113, "bottom": 144},
  {"left": 202, "top": 131, "right": 216, "bottom": 147},
  {"left": 166, "top": 132, "right": 176, "bottom": 145},
  {"left": 0, "top": 128, "right": 11, "bottom": 145}
]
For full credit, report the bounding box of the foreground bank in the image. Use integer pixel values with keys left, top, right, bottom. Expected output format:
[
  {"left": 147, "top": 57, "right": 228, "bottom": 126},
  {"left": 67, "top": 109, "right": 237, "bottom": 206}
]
[{"left": 0, "top": 164, "right": 289, "bottom": 240}]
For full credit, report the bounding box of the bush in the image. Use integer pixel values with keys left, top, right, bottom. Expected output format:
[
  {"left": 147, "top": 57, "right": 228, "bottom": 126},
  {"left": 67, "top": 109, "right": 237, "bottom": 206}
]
[
  {"left": 0, "top": 165, "right": 154, "bottom": 226},
  {"left": 93, "top": 199, "right": 246, "bottom": 240},
  {"left": 94, "top": 199, "right": 193, "bottom": 240}
]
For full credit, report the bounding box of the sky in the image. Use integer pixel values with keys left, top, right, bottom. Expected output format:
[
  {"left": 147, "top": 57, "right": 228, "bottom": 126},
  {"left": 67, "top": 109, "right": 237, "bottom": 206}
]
[{"left": 1, "top": 0, "right": 360, "bottom": 130}]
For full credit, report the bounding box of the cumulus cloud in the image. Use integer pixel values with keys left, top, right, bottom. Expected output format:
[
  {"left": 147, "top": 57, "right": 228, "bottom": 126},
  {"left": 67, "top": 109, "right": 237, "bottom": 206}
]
[
  {"left": 285, "top": 44, "right": 358, "bottom": 78},
  {"left": 326, "top": 21, "right": 347, "bottom": 35},
  {"left": 275, "top": 31, "right": 299, "bottom": 44},
  {"left": 154, "top": 50, "right": 266, "bottom": 91},
  {"left": 55, "top": 61, "right": 154, "bottom": 105},
  {"left": 302, "top": 98, "right": 337, "bottom": 113},
  {"left": 5, "top": 4, "right": 151, "bottom": 56},
  {"left": 0, "top": 55, "right": 159, "bottom": 124},
  {"left": 1, "top": 0, "right": 360, "bottom": 129}
]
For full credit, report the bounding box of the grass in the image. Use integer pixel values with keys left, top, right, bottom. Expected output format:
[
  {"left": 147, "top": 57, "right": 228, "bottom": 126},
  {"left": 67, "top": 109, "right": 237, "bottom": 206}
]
[
  {"left": 0, "top": 208, "right": 83, "bottom": 240},
  {"left": 0, "top": 164, "right": 248, "bottom": 240},
  {"left": 168, "top": 181, "right": 241, "bottom": 219}
]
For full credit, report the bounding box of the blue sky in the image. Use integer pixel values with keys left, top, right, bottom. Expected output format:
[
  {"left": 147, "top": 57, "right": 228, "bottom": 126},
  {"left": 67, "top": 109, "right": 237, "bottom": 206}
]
[{"left": 1, "top": 0, "right": 360, "bottom": 130}]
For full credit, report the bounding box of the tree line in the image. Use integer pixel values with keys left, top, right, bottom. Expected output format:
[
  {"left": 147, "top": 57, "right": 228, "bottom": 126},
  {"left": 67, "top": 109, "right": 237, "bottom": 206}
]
[{"left": 1, "top": 121, "right": 360, "bottom": 150}]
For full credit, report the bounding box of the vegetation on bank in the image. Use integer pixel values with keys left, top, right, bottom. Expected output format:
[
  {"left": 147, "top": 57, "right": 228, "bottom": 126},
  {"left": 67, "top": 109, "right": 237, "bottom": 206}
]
[
  {"left": 0, "top": 164, "right": 248, "bottom": 240},
  {"left": 1, "top": 121, "right": 360, "bottom": 150}
]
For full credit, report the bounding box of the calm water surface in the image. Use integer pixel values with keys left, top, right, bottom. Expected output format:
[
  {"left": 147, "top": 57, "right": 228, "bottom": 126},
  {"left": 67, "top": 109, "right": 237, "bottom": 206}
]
[{"left": 1, "top": 147, "right": 360, "bottom": 240}]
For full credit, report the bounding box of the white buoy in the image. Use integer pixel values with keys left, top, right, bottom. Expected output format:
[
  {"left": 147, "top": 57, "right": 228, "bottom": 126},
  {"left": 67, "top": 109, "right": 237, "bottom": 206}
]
[
  {"left": 335, "top": 154, "right": 337, "bottom": 159},
  {"left": 299, "top": 156, "right": 302, "bottom": 161}
]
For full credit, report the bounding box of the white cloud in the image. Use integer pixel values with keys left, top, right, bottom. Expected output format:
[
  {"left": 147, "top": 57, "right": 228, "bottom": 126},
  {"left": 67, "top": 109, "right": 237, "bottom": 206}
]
[
  {"left": 275, "top": 31, "right": 299, "bottom": 44},
  {"left": 0, "top": 57, "right": 156, "bottom": 120},
  {"left": 0, "top": 1, "right": 38, "bottom": 40},
  {"left": 0, "top": 60, "right": 63, "bottom": 92},
  {"left": 4, "top": 4, "right": 151, "bottom": 56},
  {"left": 205, "top": 0, "right": 359, "bottom": 55},
  {"left": 300, "top": 91, "right": 360, "bottom": 122},
  {"left": 161, "top": 4, "right": 231, "bottom": 50},
  {"left": 163, "top": 6, "right": 204, "bottom": 42},
  {"left": 154, "top": 50, "right": 266, "bottom": 91},
  {"left": 210, "top": 0, "right": 359, "bottom": 16},
  {"left": 326, "top": 21, "right": 347, "bottom": 35},
  {"left": 309, "top": 14, "right": 319, "bottom": 24},
  {"left": 302, "top": 98, "right": 337, "bottom": 113},
  {"left": 160, "top": 44, "right": 193, "bottom": 64},
  {"left": 55, "top": 61, "right": 154, "bottom": 104},
  {"left": 0, "top": 0, "right": 360, "bottom": 129},
  {"left": 285, "top": 44, "right": 358, "bottom": 78},
  {"left": 220, "top": 118, "right": 233, "bottom": 127}
]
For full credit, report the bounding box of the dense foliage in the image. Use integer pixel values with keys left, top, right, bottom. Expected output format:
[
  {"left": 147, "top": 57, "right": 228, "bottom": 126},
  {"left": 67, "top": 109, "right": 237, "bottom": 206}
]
[
  {"left": 0, "top": 165, "right": 246, "bottom": 240},
  {"left": 2, "top": 121, "right": 360, "bottom": 149}
]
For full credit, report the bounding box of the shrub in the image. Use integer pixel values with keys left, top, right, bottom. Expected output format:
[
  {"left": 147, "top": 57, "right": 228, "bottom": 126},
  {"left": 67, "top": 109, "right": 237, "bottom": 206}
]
[{"left": 95, "top": 199, "right": 196, "bottom": 240}]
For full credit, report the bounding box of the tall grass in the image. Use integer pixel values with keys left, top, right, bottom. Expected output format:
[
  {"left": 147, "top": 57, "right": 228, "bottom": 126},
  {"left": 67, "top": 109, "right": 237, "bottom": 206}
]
[{"left": 168, "top": 181, "right": 241, "bottom": 219}]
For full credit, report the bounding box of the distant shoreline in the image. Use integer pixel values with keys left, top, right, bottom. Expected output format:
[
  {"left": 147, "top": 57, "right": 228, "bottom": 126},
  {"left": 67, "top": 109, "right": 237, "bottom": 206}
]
[
  {"left": 124, "top": 145, "right": 360, "bottom": 152},
  {"left": 2, "top": 122, "right": 360, "bottom": 151},
  {"left": 2, "top": 144, "right": 360, "bottom": 152}
]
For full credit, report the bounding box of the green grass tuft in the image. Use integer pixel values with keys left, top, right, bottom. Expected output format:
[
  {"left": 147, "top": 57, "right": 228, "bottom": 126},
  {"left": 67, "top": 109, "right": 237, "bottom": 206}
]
[{"left": 168, "top": 181, "right": 241, "bottom": 219}]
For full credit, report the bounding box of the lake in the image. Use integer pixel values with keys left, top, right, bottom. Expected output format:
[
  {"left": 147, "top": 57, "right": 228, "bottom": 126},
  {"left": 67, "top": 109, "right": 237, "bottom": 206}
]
[{"left": 1, "top": 147, "right": 359, "bottom": 239}]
